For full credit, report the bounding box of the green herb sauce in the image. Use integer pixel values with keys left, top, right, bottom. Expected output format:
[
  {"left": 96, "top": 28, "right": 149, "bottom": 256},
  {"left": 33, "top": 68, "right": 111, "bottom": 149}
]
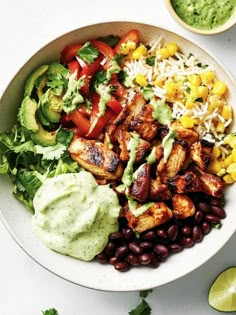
[
  {"left": 32, "top": 171, "right": 120, "bottom": 261},
  {"left": 171, "top": 0, "right": 236, "bottom": 30}
]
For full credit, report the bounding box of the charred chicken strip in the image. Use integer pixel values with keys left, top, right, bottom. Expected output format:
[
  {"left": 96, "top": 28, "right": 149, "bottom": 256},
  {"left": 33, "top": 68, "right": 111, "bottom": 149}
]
[
  {"left": 171, "top": 121, "right": 199, "bottom": 146},
  {"left": 190, "top": 140, "right": 213, "bottom": 170},
  {"left": 117, "top": 130, "right": 150, "bottom": 162},
  {"left": 149, "top": 177, "right": 172, "bottom": 201},
  {"left": 69, "top": 137, "right": 123, "bottom": 180},
  {"left": 131, "top": 163, "right": 151, "bottom": 203},
  {"left": 193, "top": 165, "right": 224, "bottom": 198},
  {"left": 172, "top": 194, "right": 196, "bottom": 219},
  {"left": 124, "top": 202, "right": 173, "bottom": 233},
  {"left": 130, "top": 104, "right": 159, "bottom": 142},
  {"left": 169, "top": 171, "right": 203, "bottom": 194},
  {"left": 157, "top": 140, "right": 188, "bottom": 184}
]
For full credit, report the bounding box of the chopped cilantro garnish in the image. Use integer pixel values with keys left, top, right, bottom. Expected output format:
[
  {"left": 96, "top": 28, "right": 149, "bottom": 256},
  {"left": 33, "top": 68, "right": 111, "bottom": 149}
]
[
  {"left": 95, "top": 70, "right": 108, "bottom": 83},
  {"left": 42, "top": 308, "right": 58, "bottom": 315},
  {"left": 98, "top": 34, "right": 120, "bottom": 48},
  {"left": 197, "top": 62, "right": 208, "bottom": 69},
  {"left": 146, "top": 56, "right": 155, "bottom": 67},
  {"left": 77, "top": 41, "right": 99, "bottom": 64},
  {"left": 129, "top": 299, "right": 151, "bottom": 315}
]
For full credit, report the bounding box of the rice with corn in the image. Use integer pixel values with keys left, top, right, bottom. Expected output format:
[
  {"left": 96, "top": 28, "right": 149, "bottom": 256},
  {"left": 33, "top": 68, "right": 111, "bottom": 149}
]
[{"left": 119, "top": 35, "right": 235, "bottom": 184}]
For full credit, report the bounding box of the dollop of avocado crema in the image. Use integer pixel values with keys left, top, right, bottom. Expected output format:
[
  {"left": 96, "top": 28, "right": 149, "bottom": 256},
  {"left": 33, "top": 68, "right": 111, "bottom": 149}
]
[{"left": 32, "top": 171, "right": 121, "bottom": 261}]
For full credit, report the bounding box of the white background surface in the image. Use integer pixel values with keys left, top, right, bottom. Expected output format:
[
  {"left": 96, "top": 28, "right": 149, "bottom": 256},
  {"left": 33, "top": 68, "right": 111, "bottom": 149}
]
[{"left": 0, "top": 0, "right": 236, "bottom": 314}]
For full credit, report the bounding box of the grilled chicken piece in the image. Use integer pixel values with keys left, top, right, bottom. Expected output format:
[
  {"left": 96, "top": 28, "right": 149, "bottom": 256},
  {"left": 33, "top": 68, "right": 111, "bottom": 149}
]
[
  {"left": 190, "top": 140, "right": 213, "bottom": 170},
  {"left": 69, "top": 136, "right": 123, "bottom": 180},
  {"left": 157, "top": 140, "right": 188, "bottom": 184},
  {"left": 193, "top": 166, "right": 224, "bottom": 198},
  {"left": 131, "top": 163, "right": 150, "bottom": 203},
  {"left": 117, "top": 131, "right": 150, "bottom": 162},
  {"left": 171, "top": 121, "right": 199, "bottom": 146},
  {"left": 149, "top": 177, "right": 172, "bottom": 201},
  {"left": 172, "top": 194, "right": 196, "bottom": 219},
  {"left": 124, "top": 201, "right": 173, "bottom": 233},
  {"left": 169, "top": 171, "right": 202, "bottom": 194},
  {"left": 108, "top": 92, "right": 146, "bottom": 134},
  {"left": 130, "top": 104, "right": 159, "bottom": 142}
]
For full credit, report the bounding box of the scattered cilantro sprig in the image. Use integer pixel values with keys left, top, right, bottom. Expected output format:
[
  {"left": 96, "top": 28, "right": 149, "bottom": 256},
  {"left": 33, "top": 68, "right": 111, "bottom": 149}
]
[
  {"left": 129, "top": 290, "right": 153, "bottom": 315},
  {"left": 42, "top": 308, "right": 58, "bottom": 315}
]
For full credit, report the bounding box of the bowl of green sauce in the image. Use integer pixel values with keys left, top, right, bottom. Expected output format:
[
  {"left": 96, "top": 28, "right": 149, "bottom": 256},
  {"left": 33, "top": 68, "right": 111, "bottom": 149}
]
[{"left": 166, "top": 0, "right": 236, "bottom": 35}]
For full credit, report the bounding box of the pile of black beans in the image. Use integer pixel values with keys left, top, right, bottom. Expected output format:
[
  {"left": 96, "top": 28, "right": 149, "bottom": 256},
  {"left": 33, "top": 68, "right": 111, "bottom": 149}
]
[{"left": 96, "top": 194, "right": 226, "bottom": 272}]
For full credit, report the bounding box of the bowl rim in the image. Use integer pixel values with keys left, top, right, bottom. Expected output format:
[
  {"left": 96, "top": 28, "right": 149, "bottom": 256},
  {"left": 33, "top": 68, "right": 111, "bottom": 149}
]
[
  {"left": 165, "top": 0, "right": 236, "bottom": 35},
  {"left": 1, "top": 20, "right": 236, "bottom": 292}
]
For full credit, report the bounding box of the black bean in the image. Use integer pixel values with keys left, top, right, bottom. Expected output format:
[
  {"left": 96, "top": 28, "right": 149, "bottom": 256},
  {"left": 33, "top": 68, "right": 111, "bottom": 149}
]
[
  {"left": 141, "top": 230, "right": 156, "bottom": 241},
  {"left": 129, "top": 242, "right": 143, "bottom": 255},
  {"left": 149, "top": 255, "right": 160, "bottom": 268},
  {"left": 204, "top": 214, "right": 221, "bottom": 224},
  {"left": 198, "top": 202, "right": 210, "bottom": 213},
  {"left": 201, "top": 221, "right": 211, "bottom": 235},
  {"left": 139, "top": 252, "right": 153, "bottom": 265},
  {"left": 192, "top": 226, "right": 203, "bottom": 243},
  {"left": 115, "top": 245, "right": 129, "bottom": 260},
  {"left": 114, "top": 261, "right": 130, "bottom": 272},
  {"left": 181, "top": 237, "right": 194, "bottom": 248},
  {"left": 167, "top": 224, "right": 179, "bottom": 241},
  {"left": 154, "top": 244, "right": 169, "bottom": 258},
  {"left": 210, "top": 198, "right": 222, "bottom": 206},
  {"left": 109, "top": 256, "right": 118, "bottom": 265},
  {"left": 210, "top": 206, "right": 226, "bottom": 219},
  {"left": 127, "top": 253, "right": 140, "bottom": 266},
  {"left": 96, "top": 253, "right": 108, "bottom": 264},
  {"left": 109, "top": 231, "right": 123, "bottom": 241},
  {"left": 181, "top": 225, "right": 192, "bottom": 236},
  {"left": 168, "top": 243, "right": 183, "bottom": 253},
  {"left": 156, "top": 228, "right": 168, "bottom": 239},
  {"left": 140, "top": 241, "right": 153, "bottom": 250},
  {"left": 194, "top": 211, "right": 203, "bottom": 223},
  {"left": 124, "top": 228, "right": 135, "bottom": 241},
  {"left": 105, "top": 241, "right": 116, "bottom": 257}
]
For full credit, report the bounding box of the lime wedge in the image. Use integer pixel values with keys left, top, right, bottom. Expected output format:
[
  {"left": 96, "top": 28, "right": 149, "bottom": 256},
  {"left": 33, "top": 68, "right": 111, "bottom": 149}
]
[{"left": 208, "top": 267, "right": 236, "bottom": 312}]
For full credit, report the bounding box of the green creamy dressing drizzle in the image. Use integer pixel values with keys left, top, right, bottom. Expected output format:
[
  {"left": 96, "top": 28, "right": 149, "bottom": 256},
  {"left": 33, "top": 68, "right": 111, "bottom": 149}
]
[
  {"left": 95, "top": 84, "right": 112, "bottom": 117},
  {"left": 146, "top": 146, "right": 157, "bottom": 164},
  {"left": 162, "top": 128, "right": 177, "bottom": 162},
  {"left": 128, "top": 197, "right": 154, "bottom": 218},
  {"left": 171, "top": 0, "right": 236, "bottom": 30},
  {"left": 32, "top": 171, "right": 120, "bottom": 261},
  {"left": 122, "top": 133, "right": 140, "bottom": 187}
]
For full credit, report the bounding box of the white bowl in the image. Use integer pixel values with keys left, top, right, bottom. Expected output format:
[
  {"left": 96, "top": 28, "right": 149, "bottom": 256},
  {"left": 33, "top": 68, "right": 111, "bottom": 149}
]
[{"left": 0, "top": 21, "right": 236, "bottom": 292}]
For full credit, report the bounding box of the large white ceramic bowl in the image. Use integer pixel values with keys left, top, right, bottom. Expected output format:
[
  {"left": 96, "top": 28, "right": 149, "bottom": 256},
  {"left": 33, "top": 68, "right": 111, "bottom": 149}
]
[{"left": 0, "top": 21, "right": 236, "bottom": 292}]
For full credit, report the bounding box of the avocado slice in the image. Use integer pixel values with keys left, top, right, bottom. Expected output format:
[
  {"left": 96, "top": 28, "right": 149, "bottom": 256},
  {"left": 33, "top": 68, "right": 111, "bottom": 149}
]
[
  {"left": 36, "top": 107, "right": 51, "bottom": 127},
  {"left": 18, "top": 96, "right": 39, "bottom": 132},
  {"left": 40, "top": 89, "right": 63, "bottom": 123},
  {"left": 24, "top": 64, "right": 49, "bottom": 97},
  {"left": 31, "top": 123, "right": 57, "bottom": 146}
]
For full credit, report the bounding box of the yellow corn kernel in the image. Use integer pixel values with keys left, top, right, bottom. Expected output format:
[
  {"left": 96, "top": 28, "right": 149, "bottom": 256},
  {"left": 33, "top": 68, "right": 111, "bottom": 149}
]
[
  {"left": 221, "top": 105, "right": 232, "bottom": 120},
  {"left": 166, "top": 42, "right": 178, "bottom": 56},
  {"left": 120, "top": 43, "right": 130, "bottom": 55},
  {"left": 216, "top": 121, "right": 225, "bottom": 133},
  {"left": 223, "top": 174, "right": 234, "bottom": 184},
  {"left": 157, "top": 47, "right": 170, "bottom": 60},
  {"left": 179, "top": 115, "right": 194, "bottom": 128},
  {"left": 135, "top": 73, "right": 147, "bottom": 87},
  {"left": 224, "top": 134, "right": 234, "bottom": 145},
  {"left": 230, "top": 171, "right": 236, "bottom": 181},
  {"left": 185, "top": 98, "right": 194, "bottom": 109},
  {"left": 222, "top": 154, "right": 233, "bottom": 168},
  {"left": 209, "top": 95, "right": 223, "bottom": 109},
  {"left": 154, "top": 78, "right": 163, "bottom": 87},
  {"left": 132, "top": 44, "right": 147, "bottom": 59},
  {"left": 227, "top": 135, "right": 236, "bottom": 148},
  {"left": 212, "top": 146, "right": 221, "bottom": 158},
  {"left": 164, "top": 81, "right": 180, "bottom": 97},
  {"left": 208, "top": 159, "right": 222, "bottom": 174},
  {"left": 212, "top": 80, "right": 227, "bottom": 95},
  {"left": 126, "top": 41, "right": 137, "bottom": 50},
  {"left": 218, "top": 168, "right": 226, "bottom": 176},
  {"left": 189, "top": 74, "right": 201, "bottom": 86},
  {"left": 197, "top": 86, "right": 208, "bottom": 99},
  {"left": 200, "top": 71, "right": 215, "bottom": 84},
  {"left": 227, "top": 162, "right": 236, "bottom": 175},
  {"left": 232, "top": 148, "right": 236, "bottom": 162}
]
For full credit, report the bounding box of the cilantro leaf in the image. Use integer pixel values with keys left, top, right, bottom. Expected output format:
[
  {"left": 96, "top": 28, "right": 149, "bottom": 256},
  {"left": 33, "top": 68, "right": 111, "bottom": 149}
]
[
  {"left": 56, "top": 128, "right": 73, "bottom": 147},
  {"left": 140, "top": 289, "right": 153, "bottom": 298},
  {"left": 146, "top": 56, "right": 155, "bottom": 67},
  {"left": 98, "top": 34, "right": 120, "bottom": 48},
  {"left": 34, "top": 143, "right": 67, "bottom": 160},
  {"left": 77, "top": 41, "right": 99, "bottom": 64},
  {"left": 42, "top": 308, "right": 58, "bottom": 315},
  {"left": 129, "top": 299, "right": 151, "bottom": 315}
]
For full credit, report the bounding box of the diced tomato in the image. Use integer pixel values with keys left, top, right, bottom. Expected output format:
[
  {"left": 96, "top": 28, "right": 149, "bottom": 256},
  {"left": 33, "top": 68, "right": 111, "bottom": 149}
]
[
  {"left": 60, "top": 43, "right": 83, "bottom": 64},
  {"left": 86, "top": 93, "right": 115, "bottom": 139},
  {"left": 106, "top": 97, "right": 123, "bottom": 114},
  {"left": 67, "top": 109, "right": 90, "bottom": 136},
  {"left": 109, "top": 74, "right": 127, "bottom": 98},
  {"left": 68, "top": 59, "right": 81, "bottom": 77},
  {"left": 91, "top": 40, "right": 115, "bottom": 60},
  {"left": 114, "top": 29, "right": 139, "bottom": 54}
]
